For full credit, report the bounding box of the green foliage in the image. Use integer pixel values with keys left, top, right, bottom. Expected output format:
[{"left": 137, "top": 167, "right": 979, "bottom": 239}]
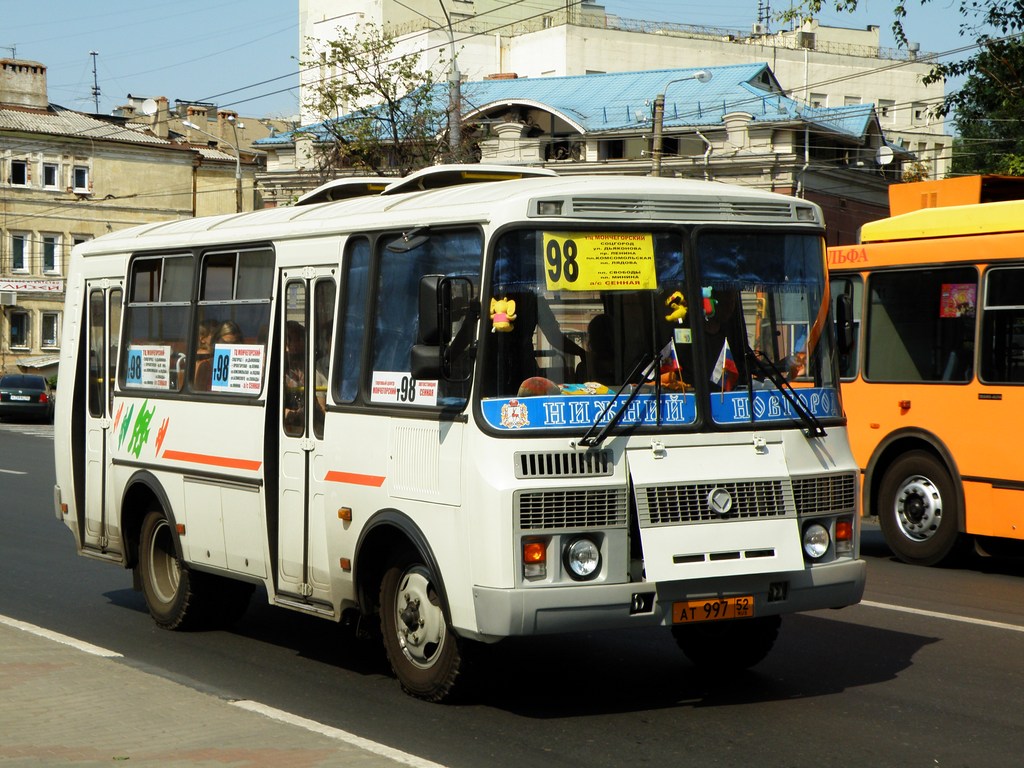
[
  {"left": 784, "top": 0, "right": 1024, "bottom": 176},
  {"left": 301, "top": 23, "right": 453, "bottom": 177},
  {"left": 935, "top": 38, "right": 1024, "bottom": 175}
]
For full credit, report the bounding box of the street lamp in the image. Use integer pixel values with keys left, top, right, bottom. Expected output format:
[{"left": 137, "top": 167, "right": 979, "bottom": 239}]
[
  {"left": 650, "top": 70, "right": 712, "bottom": 177},
  {"left": 182, "top": 119, "right": 243, "bottom": 213}
]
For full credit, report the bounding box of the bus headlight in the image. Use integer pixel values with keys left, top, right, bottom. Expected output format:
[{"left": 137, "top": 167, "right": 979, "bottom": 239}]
[
  {"left": 563, "top": 536, "right": 601, "bottom": 580},
  {"left": 802, "top": 523, "right": 830, "bottom": 559}
]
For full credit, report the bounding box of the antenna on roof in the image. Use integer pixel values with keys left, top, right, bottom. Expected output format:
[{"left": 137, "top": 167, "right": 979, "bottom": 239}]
[
  {"left": 89, "top": 51, "right": 100, "bottom": 113},
  {"left": 1, "top": 45, "right": 16, "bottom": 58}
]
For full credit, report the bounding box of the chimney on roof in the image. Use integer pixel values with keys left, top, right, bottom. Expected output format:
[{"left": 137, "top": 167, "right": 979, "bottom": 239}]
[
  {"left": 152, "top": 97, "right": 170, "bottom": 139},
  {"left": 0, "top": 59, "right": 48, "bottom": 109},
  {"left": 217, "top": 109, "right": 239, "bottom": 148}
]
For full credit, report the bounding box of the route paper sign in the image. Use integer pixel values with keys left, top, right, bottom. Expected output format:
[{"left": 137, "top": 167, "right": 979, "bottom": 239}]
[
  {"left": 211, "top": 344, "right": 264, "bottom": 393},
  {"left": 370, "top": 371, "right": 439, "bottom": 406},
  {"left": 125, "top": 345, "right": 171, "bottom": 390},
  {"left": 542, "top": 232, "right": 657, "bottom": 291}
]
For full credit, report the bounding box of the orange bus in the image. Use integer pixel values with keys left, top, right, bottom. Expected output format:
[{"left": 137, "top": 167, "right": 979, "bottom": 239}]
[{"left": 828, "top": 192, "right": 1024, "bottom": 565}]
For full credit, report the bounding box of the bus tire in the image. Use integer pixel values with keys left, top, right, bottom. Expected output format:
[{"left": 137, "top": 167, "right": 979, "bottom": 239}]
[
  {"left": 878, "top": 450, "right": 966, "bottom": 566},
  {"left": 379, "top": 559, "right": 464, "bottom": 702},
  {"left": 138, "top": 509, "right": 203, "bottom": 630},
  {"left": 672, "top": 615, "right": 780, "bottom": 671}
]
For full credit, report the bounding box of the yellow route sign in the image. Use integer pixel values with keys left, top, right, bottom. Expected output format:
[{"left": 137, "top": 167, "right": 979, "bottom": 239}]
[{"left": 542, "top": 232, "right": 657, "bottom": 291}]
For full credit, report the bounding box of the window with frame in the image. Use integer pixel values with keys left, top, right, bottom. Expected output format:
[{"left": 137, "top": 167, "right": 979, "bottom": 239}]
[
  {"left": 865, "top": 267, "right": 976, "bottom": 382},
  {"left": 72, "top": 165, "right": 89, "bottom": 192},
  {"left": 9, "top": 311, "right": 29, "bottom": 348},
  {"left": 42, "top": 234, "right": 60, "bottom": 273},
  {"left": 191, "top": 247, "right": 274, "bottom": 394},
  {"left": 878, "top": 99, "right": 896, "bottom": 124},
  {"left": 10, "top": 233, "right": 28, "bottom": 272},
  {"left": 122, "top": 253, "right": 194, "bottom": 392},
  {"left": 41, "top": 311, "right": 60, "bottom": 348},
  {"left": 980, "top": 266, "right": 1024, "bottom": 384},
  {"left": 10, "top": 159, "right": 28, "bottom": 186},
  {"left": 42, "top": 163, "right": 59, "bottom": 188},
  {"left": 334, "top": 238, "right": 370, "bottom": 403},
  {"left": 369, "top": 229, "right": 481, "bottom": 409}
]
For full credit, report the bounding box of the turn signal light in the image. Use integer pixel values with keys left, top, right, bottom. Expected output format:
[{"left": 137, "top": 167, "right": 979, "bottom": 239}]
[
  {"left": 835, "top": 517, "right": 854, "bottom": 555},
  {"left": 523, "top": 539, "right": 547, "bottom": 580}
]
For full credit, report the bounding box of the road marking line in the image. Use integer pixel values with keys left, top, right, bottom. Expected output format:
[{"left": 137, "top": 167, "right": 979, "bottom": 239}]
[
  {"left": 0, "top": 468, "right": 27, "bottom": 475},
  {"left": 860, "top": 599, "right": 1024, "bottom": 634},
  {"left": 232, "top": 700, "right": 450, "bottom": 768},
  {"left": 0, "top": 614, "right": 123, "bottom": 657}
]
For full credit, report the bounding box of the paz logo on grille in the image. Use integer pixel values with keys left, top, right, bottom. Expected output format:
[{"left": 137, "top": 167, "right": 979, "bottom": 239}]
[{"left": 706, "top": 487, "right": 734, "bottom": 517}]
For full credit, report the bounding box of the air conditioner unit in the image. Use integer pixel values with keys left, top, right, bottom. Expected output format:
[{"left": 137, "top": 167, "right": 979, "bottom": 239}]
[
  {"left": 0, "top": 291, "right": 17, "bottom": 306},
  {"left": 751, "top": 23, "right": 767, "bottom": 35}
]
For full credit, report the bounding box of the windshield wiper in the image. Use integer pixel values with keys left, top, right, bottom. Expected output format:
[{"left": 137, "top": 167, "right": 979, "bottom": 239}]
[
  {"left": 744, "top": 345, "right": 827, "bottom": 438},
  {"left": 577, "top": 348, "right": 660, "bottom": 448}
]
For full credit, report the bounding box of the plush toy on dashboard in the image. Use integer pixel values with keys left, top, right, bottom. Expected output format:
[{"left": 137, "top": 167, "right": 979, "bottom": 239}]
[
  {"left": 489, "top": 296, "right": 517, "bottom": 332},
  {"left": 664, "top": 291, "right": 688, "bottom": 323}
]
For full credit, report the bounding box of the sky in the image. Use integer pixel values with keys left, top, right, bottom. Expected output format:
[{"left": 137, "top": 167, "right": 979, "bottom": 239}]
[{"left": 4, "top": 0, "right": 974, "bottom": 122}]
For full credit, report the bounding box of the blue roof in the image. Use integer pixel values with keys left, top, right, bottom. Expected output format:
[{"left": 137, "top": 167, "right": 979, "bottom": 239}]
[{"left": 257, "top": 63, "right": 875, "bottom": 146}]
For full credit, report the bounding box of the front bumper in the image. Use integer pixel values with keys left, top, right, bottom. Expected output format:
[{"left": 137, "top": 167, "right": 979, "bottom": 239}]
[{"left": 470, "top": 558, "right": 866, "bottom": 639}]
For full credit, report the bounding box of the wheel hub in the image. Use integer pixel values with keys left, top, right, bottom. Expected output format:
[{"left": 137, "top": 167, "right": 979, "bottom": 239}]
[
  {"left": 895, "top": 475, "right": 942, "bottom": 541},
  {"left": 394, "top": 569, "right": 446, "bottom": 669}
]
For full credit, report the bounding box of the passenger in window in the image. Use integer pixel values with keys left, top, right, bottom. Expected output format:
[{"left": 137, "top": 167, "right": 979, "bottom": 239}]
[
  {"left": 192, "top": 320, "right": 217, "bottom": 386},
  {"left": 213, "top": 320, "right": 243, "bottom": 346},
  {"left": 283, "top": 321, "right": 306, "bottom": 430},
  {"left": 194, "top": 320, "right": 243, "bottom": 391}
]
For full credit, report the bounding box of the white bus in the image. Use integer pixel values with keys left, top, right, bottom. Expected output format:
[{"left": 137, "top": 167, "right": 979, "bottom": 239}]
[{"left": 54, "top": 166, "right": 865, "bottom": 701}]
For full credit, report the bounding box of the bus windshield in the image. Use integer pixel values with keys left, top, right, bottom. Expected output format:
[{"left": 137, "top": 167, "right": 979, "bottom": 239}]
[{"left": 478, "top": 228, "right": 840, "bottom": 433}]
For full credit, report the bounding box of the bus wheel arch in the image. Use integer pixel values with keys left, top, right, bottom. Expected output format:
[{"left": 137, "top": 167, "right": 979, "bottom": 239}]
[
  {"left": 867, "top": 432, "right": 968, "bottom": 566},
  {"left": 355, "top": 510, "right": 466, "bottom": 702},
  {"left": 121, "top": 471, "right": 181, "bottom": 571}
]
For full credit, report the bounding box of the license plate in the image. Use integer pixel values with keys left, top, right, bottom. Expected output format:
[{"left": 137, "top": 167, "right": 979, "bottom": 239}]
[
  {"left": 10, "top": 395, "right": 30, "bottom": 401},
  {"left": 673, "top": 596, "right": 754, "bottom": 623}
]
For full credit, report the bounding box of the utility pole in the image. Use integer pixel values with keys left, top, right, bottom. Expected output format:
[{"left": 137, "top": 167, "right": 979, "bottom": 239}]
[
  {"left": 437, "top": 1, "right": 461, "bottom": 159},
  {"left": 650, "top": 71, "right": 712, "bottom": 177},
  {"left": 89, "top": 51, "right": 101, "bottom": 113}
]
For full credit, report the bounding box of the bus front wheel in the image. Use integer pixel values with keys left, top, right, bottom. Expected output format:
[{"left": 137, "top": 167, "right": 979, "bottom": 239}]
[
  {"left": 878, "top": 450, "right": 966, "bottom": 566},
  {"left": 672, "top": 615, "right": 780, "bottom": 670},
  {"left": 380, "top": 560, "right": 464, "bottom": 702},
  {"left": 138, "top": 509, "right": 202, "bottom": 630}
]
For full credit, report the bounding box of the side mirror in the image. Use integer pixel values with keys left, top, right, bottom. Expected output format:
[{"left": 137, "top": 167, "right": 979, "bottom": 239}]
[
  {"left": 835, "top": 293, "right": 854, "bottom": 353},
  {"left": 411, "top": 275, "right": 477, "bottom": 381}
]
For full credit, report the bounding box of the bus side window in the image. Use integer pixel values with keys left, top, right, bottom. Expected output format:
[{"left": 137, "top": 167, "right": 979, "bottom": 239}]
[{"left": 981, "top": 266, "right": 1024, "bottom": 384}]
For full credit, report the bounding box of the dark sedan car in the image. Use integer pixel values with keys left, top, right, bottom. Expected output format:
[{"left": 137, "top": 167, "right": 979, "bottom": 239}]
[{"left": 0, "top": 374, "right": 55, "bottom": 423}]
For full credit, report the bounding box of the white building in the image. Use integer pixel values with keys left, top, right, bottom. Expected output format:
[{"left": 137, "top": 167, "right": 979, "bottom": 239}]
[{"left": 299, "top": 1, "right": 949, "bottom": 177}]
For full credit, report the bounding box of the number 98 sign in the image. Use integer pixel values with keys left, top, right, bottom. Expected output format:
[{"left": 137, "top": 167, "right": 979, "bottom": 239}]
[{"left": 542, "top": 232, "right": 657, "bottom": 292}]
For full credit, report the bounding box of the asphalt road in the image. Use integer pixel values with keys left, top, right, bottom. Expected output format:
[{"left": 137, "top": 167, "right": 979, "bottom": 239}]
[{"left": 3, "top": 423, "right": 1023, "bottom": 767}]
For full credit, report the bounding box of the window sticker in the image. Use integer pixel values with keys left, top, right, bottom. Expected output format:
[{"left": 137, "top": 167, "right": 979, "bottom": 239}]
[
  {"left": 939, "top": 283, "right": 976, "bottom": 318},
  {"left": 125, "top": 345, "right": 171, "bottom": 390},
  {"left": 542, "top": 232, "right": 657, "bottom": 291},
  {"left": 370, "top": 371, "right": 439, "bottom": 406},
  {"left": 708, "top": 387, "right": 840, "bottom": 425},
  {"left": 211, "top": 344, "right": 264, "bottom": 393}
]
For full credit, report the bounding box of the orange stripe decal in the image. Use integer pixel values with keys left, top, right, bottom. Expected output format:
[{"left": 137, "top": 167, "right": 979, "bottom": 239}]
[
  {"left": 162, "top": 449, "right": 262, "bottom": 472},
  {"left": 324, "top": 470, "right": 386, "bottom": 487}
]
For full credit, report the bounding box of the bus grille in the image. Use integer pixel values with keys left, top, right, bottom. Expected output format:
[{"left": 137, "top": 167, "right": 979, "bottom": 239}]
[
  {"left": 638, "top": 480, "right": 789, "bottom": 526},
  {"left": 514, "top": 450, "right": 613, "bottom": 479},
  {"left": 568, "top": 197, "right": 799, "bottom": 222},
  {"left": 792, "top": 473, "right": 858, "bottom": 516},
  {"left": 517, "top": 487, "right": 629, "bottom": 530}
]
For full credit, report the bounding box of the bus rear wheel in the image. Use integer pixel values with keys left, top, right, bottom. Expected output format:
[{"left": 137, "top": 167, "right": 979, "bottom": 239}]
[
  {"left": 138, "top": 509, "right": 203, "bottom": 630},
  {"left": 379, "top": 560, "right": 464, "bottom": 702},
  {"left": 878, "top": 451, "right": 966, "bottom": 566},
  {"left": 672, "top": 615, "right": 780, "bottom": 671}
]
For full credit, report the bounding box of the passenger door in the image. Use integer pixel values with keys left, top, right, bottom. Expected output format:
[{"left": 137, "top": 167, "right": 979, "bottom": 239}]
[
  {"left": 276, "top": 269, "right": 337, "bottom": 605},
  {"left": 83, "top": 282, "right": 122, "bottom": 553}
]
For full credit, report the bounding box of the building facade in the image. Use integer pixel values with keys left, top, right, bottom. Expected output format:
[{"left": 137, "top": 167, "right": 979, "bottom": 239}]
[
  {"left": 299, "top": 1, "right": 950, "bottom": 177},
  {"left": 0, "top": 59, "right": 263, "bottom": 379}
]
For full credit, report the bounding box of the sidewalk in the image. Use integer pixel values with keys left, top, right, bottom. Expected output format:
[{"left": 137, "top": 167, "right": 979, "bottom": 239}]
[{"left": 0, "top": 618, "right": 441, "bottom": 768}]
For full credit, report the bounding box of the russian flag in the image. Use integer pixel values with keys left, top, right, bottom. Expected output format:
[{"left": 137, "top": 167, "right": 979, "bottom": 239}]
[{"left": 711, "top": 339, "right": 738, "bottom": 391}]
